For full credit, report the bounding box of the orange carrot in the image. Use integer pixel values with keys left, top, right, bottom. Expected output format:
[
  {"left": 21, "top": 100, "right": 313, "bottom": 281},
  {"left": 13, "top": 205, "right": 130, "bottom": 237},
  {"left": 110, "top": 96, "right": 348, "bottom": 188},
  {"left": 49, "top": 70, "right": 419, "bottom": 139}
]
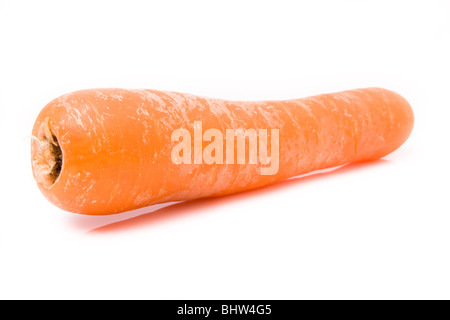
[{"left": 31, "top": 87, "right": 414, "bottom": 215}]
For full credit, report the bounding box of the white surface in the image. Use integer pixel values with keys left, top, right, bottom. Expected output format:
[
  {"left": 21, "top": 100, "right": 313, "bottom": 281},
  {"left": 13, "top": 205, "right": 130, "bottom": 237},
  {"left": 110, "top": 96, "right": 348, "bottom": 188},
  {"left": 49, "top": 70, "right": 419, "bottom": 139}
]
[{"left": 0, "top": 0, "right": 449, "bottom": 300}]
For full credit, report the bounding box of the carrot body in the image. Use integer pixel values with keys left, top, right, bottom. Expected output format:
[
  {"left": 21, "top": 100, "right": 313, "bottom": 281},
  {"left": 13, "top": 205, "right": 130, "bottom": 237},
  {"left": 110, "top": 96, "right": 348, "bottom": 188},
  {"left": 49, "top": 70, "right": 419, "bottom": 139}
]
[{"left": 31, "top": 88, "right": 414, "bottom": 215}]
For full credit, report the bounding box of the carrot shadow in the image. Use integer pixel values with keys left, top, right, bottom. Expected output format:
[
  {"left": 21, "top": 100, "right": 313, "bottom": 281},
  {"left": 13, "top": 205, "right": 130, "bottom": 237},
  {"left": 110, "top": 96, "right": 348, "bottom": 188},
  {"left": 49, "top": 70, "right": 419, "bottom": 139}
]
[{"left": 83, "top": 159, "right": 390, "bottom": 234}]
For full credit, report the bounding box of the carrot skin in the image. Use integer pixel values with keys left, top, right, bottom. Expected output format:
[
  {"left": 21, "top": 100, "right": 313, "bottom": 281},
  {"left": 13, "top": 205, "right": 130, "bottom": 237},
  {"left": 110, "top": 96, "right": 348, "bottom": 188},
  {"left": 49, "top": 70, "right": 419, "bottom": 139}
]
[{"left": 31, "top": 88, "right": 414, "bottom": 215}]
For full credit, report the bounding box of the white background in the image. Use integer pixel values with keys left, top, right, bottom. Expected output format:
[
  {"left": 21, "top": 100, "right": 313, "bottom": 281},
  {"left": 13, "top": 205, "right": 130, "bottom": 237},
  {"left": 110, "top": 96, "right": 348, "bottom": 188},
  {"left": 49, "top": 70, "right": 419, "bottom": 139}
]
[{"left": 0, "top": 0, "right": 449, "bottom": 300}]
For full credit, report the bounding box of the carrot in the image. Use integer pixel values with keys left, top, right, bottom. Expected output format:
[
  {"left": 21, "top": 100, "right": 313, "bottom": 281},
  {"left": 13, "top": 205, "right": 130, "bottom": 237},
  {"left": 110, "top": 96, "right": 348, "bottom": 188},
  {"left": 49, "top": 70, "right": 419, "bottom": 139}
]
[{"left": 31, "top": 87, "right": 414, "bottom": 215}]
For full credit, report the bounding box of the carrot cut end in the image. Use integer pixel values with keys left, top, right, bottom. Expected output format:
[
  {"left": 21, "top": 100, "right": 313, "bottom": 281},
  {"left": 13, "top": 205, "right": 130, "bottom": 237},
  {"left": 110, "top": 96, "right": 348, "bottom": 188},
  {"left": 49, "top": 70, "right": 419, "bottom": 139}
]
[{"left": 31, "top": 119, "right": 63, "bottom": 189}]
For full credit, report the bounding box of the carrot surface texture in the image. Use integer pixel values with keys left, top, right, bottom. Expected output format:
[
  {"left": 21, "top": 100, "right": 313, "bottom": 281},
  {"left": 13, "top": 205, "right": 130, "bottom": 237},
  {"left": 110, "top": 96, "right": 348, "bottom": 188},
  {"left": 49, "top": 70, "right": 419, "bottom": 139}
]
[{"left": 31, "top": 88, "right": 414, "bottom": 215}]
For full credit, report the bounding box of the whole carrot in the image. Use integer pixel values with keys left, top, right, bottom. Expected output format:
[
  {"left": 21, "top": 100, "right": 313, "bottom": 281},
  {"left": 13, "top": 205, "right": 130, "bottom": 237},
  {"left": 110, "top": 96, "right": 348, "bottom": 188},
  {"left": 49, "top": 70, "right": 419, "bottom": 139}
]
[{"left": 31, "top": 88, "right": 414, "bottom": 215}]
